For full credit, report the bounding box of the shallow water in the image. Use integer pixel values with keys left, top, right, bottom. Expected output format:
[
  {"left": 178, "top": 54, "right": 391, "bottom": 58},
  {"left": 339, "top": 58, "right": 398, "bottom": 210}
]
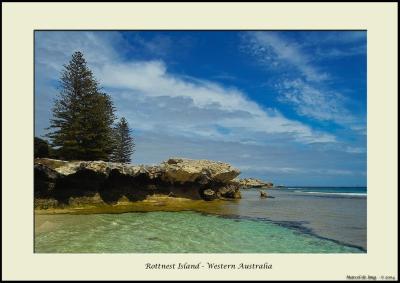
[
  {"left": 35, "top": 211, "right": 362, "bottom": 253},
  {"left": 215, "top": 189, "right": 367, "bottom": 250},
  {"left": 35, "top": 189, "right": 366, "bottom": 253}
]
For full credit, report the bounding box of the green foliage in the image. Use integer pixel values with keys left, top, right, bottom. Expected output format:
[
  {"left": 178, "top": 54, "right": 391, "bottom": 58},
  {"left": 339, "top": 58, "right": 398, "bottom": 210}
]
[
  {"left": 34, "top": 137, "right": 60, "bottom": 159},
  {"left": 34, "top": 137, "right": 50, "bottom": 158},
  {"left": 110, "top": 117, "right": 135, "bottom": 163},
  {"left": 46, "top": 51, "right": 116, "bottom": 161}
]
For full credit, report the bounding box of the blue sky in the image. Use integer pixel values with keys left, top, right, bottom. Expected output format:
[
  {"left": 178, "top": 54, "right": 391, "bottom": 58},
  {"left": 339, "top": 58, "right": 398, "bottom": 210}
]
[{"left": 35, "top": 31, "right": 367, "bottom": 186}]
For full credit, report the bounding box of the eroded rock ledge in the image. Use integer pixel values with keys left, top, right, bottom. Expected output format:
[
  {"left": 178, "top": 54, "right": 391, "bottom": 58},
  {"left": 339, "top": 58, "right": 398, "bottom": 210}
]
[{"left": 34, "top": 157, "right": 241, "bottom": 209}]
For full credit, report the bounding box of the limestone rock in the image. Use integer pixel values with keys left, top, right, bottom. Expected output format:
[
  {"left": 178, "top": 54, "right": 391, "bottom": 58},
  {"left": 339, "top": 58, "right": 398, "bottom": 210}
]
[
  {"left": 217, "top": 182, "right": 242, "bottom": 199},
  {"left": 34, "top": 157, "right": 242, "bottom": 207},
  {"left": 161, "top": 158, "right": 240, "bottom": 184},
  {"left": 235, "top": 178, "right": 273, "bottom": 189}
]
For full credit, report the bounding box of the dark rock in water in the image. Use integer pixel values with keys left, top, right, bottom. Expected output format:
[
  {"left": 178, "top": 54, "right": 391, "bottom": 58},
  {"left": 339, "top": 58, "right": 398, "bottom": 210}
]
[
  {"left": 260, "top": 191, "right": 268, "bottom": 198},
  {"left": 34, "top": 157, "right": 242, "bottom": 208},
  {"left": 147, "top": 237, "right": 161, "bottom": 241}
]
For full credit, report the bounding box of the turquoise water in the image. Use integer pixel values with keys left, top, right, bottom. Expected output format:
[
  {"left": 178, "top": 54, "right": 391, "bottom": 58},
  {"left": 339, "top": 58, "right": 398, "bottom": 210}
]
[{"left": 35, "top": 211, "right": 362, "bottom": 253}]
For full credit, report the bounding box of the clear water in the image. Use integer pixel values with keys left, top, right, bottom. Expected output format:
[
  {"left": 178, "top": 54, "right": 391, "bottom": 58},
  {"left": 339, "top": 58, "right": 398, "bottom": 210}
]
[
  {"left": 35, "top": 211, "right": 362, "bottom": 253},
  {"left": 35, "top": 189, "right": 366, "bottom": 253}
]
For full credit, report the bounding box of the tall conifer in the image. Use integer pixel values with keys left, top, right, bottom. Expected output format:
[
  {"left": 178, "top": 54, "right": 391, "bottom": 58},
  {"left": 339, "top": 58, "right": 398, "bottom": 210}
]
[
  {"left": 47, "top": 51, "right": 115, "bottom": 160},
  {"left": 111, "top": 117, "right": 135, "bottom": 163}
]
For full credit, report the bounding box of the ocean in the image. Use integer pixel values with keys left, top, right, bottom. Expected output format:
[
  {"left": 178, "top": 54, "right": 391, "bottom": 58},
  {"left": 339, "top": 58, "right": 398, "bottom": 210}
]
[
  {"left": 285, "top": 186, "right": 367, "bottom": 196},
  {"left": 35, "top": 187, "right": 367, "bottom": 253}
]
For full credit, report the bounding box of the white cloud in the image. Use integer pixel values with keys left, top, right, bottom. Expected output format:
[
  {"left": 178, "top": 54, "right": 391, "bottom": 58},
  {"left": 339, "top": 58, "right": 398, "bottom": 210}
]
[
  {"left": 350, "top": 125, "right": 367, "bottom": 136},
  {"left": 35, "top": 31, "right": 121, "bottom": 72},
  {"left": 242, "top": 31, "right": 366, "bottom": 131},
  {"left": 93, "top": 57, "right": 336, "bottom": 144},
  {"left": 345, "top": 146, "right": 366, "bottom": 154},
  {"left": 238, "top": 165, "right": 302, "bottom": 174},
  {"left": 239, "top": 165, "right": 361, "bottom": 176},
  {"left": 243, "top": 32, "right": 329, "bottom": 82},
  {"left": 276, "top": 78, "right": 355, "bottom": 124},
  {"left": 315, "top": 45, "right": 366, "bottom": 58}
]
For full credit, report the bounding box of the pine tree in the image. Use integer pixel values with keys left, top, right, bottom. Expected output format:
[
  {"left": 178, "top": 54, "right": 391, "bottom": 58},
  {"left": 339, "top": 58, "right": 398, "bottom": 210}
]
[
  {"left": 111, "top": 117, "right": 135, "bottom": 163},
  {"left": 47, "top": 51, "right": 116, "bottom": 161}
]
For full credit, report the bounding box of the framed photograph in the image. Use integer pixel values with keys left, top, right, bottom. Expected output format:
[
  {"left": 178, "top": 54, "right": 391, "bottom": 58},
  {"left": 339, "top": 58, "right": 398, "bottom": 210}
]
[{"left": 2, "top": 2, "right": 398, "bottom": 281}]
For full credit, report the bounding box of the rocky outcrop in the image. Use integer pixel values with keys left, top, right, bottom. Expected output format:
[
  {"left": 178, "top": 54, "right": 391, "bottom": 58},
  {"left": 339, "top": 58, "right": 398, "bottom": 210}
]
[
  {"left": 234, "top": 178, "right": 273, "bottom": 189},
  {"left": 34, "top": 157, "right": 241, "bottom": 208},
  {"left": 162, "top": 158, "right": 240, "bottom": 184}
]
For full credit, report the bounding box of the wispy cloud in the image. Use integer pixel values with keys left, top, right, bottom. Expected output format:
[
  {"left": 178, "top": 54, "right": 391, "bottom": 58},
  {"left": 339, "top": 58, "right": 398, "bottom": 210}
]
[
  {"left": 130, "top": 34, "right": 173, "bottom": 57},
  {"left": 276, "top": 78, "right": 354, "bottom": 124},
  {"left": 344, "top": 146, "right": 366, "bottom": 154},
  {"left": 297, "top": 31, "right": 367, "bottom": 61},
  {"left": 97, "top": 61, "right": 336, "bottom": 144},
  {"left": 239, "top": 165, "right": 363, "bottom": 176},
  {"left": 241, "top": 31, "right": 366, "bottom": 130},
  {"left": 36, "top": 31, "right": 336, "bottom": 144},
  {"left": 314, "top": 45, "right": 366, "bottom": 59},
  {"left": 242, "top": 32, "right": 329, "bottom": 82}
]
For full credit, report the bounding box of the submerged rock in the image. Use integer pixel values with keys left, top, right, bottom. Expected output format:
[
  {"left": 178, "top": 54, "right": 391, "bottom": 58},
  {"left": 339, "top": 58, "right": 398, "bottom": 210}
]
[{"left": 34, "top": 157, "right": 241, "bottom": 208}]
